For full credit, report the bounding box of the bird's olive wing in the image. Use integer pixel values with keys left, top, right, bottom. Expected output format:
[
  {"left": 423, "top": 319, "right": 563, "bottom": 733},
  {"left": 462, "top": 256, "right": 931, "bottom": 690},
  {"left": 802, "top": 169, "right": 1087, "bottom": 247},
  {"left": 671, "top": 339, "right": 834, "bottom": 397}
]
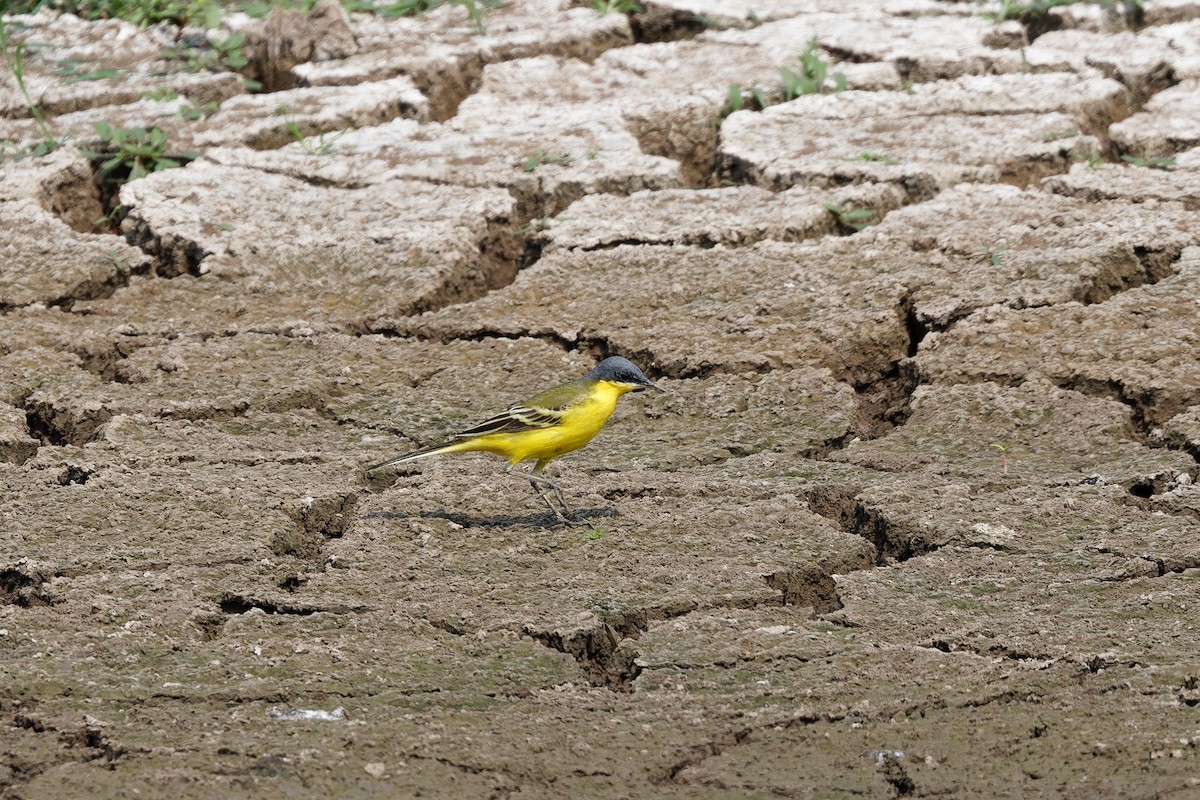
[{"left": 454, "top": 405, "right": 564, "bottom": 438}]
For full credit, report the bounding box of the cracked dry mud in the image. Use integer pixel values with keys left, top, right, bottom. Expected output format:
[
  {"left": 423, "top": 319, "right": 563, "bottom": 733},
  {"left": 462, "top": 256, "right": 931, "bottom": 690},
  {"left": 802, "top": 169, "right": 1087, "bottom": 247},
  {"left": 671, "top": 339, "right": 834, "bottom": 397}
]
[{"left": 3, "top": 0, "right": 1200, "bottom": 796}]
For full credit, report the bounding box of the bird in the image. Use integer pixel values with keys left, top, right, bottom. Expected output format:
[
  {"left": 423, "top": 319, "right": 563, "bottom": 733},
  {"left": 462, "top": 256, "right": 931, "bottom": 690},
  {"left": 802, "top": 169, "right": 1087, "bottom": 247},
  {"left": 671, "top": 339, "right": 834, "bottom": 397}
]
[{"left": 367, "top": 356, "right": 663, "bottom": 524}]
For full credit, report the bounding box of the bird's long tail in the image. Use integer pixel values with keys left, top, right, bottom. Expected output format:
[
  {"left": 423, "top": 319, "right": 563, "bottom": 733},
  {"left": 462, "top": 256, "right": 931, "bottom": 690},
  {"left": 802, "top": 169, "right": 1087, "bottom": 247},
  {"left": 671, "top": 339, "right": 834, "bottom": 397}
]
[{"left": 367, "top": 442, "right": 456, "bottom": 471}]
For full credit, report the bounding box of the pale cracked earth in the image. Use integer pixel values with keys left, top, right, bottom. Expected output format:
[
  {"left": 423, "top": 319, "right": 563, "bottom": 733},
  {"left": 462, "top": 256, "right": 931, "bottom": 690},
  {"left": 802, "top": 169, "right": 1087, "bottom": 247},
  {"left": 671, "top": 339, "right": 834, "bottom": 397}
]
[{"left": 3, "top": 0, "right": 1200, "bottom": 797}]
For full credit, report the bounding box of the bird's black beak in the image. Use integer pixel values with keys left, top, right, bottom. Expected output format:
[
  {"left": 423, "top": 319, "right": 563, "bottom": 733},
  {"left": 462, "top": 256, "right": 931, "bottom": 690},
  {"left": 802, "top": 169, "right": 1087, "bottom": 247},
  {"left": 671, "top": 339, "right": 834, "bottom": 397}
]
[{"left": 636, "top": 379, "right": 665, "bottom": 393}]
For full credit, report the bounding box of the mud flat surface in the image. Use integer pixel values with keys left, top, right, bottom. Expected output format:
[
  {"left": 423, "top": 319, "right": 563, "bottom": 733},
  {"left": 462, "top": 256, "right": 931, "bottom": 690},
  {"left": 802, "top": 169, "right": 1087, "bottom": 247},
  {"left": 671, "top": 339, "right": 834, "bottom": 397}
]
[{"left": 4, "top": 0, "right": 1200, "bottom": 796}]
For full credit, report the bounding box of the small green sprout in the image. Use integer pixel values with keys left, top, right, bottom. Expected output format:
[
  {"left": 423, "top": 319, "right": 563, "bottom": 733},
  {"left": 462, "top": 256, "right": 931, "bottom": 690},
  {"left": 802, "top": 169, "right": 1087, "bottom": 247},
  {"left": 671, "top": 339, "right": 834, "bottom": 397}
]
[
  {"left": 178, "top": 100, "right": 218, "bottom": 120},
  {"left": 823, "top": 202, "right": 876, "bottom": 232},
  {"left": 143, "top": 86, "right": 180, "bottom": 101},
  {"left": 522, "top": 149, "right": 573, "bottom": 172},
  {"left": 591, "top": 0, "right": 642, "bottom": 13},
  {"left": 718, "top": 83, "right": 767, "bottom": 123},
  {"left": 163, "top": 31, "right": 248, "bottom": 74},
  {"left": 55, "top": 60, "right": 127, "bottom": 83},
  {"left": 970, "top": 246, "right": 1006, "bottom": 266},
  {"left": 1042, "top": 129, "right": 1080, "bottom": 142},
  {"left": 780, "top": 38, "right": 846, "bottom": 100},
  {"left": 1120, "top": 154, "right": 1175, "bottom": 171},
  {"left": 286, "top": 120, "right": 347, "bottom": 155},
  {"left": 845, "top": 152, "right": 896, "bottom": 164},
  {"left": 989, "top": 442, "right": 1016, "bottom": 475}
]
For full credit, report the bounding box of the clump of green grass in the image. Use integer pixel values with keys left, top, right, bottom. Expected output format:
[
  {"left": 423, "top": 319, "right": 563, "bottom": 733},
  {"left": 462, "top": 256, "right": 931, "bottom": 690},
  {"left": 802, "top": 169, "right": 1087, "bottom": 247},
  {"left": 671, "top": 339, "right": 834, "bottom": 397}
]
[
  {"left": 719, "top": 38, "right": 844, "bottom": 123},
  {"left": 177, "top": 99, "right": 218, "bottom": 120},
  {"left": 845, "top": 152, "right": 896, "bottom": 164},
  {"left": 591, "top": 0, "right": 641, "bottom": 14},
  {"left": 780, "top": 38, "right": 846, "bottom": 99},
  {"left": 8, "top": 0, "right": 223, "bottom": 27},
  {"left": 54, "top": 59, "right": 128, "bottom": 83},
  {"left": 0, "top": 16, "right": 60, "bottom": 159},
  {"left": 285, "top": 119, "right": 348, "bottom": 155},
  {"left": 985, "top": 0, "right": 1078, "bottom": 22},
  {"left": 985, "top": 0, "right": 1143, "bottom": 35},
  {"left": 823, "top": 202, "right": 876, "bottom": 233},
  {"left": 164, "top": 30, "right": 249, "bottom": 72},
  {"left": 348, "top": 0, "right": 502, "bottom": 33},
  {"left": 970, "top": 245, "right": 1006, "bottom": 266},
  {"left": 522, "top": 149, "right": 572, "bottom": 172},
  {"left": 1120, "top": 154, "right": 1175, "bottom": 170},
  {"left": 235, "top": 0, "right": 320, "bottom": 18},
  {"left": 1042, "top": 128, "right": 1080, "bottom": 142},
  {"left": 83, "top": 121, "right": 199, "bottom": 182}
]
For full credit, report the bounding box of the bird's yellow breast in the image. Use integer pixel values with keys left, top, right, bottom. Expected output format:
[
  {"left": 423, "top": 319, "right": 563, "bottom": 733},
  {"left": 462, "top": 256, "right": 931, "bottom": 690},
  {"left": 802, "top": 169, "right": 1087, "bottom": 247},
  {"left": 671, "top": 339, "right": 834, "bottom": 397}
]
[{"left": 467, "top": 380, "right": 631, "bottom": 466}]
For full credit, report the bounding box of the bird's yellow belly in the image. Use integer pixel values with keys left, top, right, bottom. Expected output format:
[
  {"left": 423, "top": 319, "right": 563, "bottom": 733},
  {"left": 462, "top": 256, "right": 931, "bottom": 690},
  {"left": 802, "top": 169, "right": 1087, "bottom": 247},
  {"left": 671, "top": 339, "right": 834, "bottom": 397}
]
[{"left": 472, "top": 387, "right": 622, "bottom": 465}]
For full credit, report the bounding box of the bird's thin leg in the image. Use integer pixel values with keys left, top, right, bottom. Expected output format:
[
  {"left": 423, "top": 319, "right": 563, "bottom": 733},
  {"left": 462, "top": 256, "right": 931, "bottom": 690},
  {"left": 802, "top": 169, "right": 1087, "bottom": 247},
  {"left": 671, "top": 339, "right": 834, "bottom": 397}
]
[
  {"left": 504, "top": 463, "right": 568, "bottom": 523},
  {"left": 505, "top": 462, "right": 584, "bottom": 526},
  {"left": 531, "top": 460, "right": 572, "bottom": 515}
]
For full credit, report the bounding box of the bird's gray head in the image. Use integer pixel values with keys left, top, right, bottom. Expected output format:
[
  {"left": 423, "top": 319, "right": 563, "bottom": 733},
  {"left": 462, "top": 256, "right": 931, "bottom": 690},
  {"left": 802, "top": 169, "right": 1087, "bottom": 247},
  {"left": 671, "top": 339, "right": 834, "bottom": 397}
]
[{"left": 586, "top": 356, "right": 662, "bottom": 392}]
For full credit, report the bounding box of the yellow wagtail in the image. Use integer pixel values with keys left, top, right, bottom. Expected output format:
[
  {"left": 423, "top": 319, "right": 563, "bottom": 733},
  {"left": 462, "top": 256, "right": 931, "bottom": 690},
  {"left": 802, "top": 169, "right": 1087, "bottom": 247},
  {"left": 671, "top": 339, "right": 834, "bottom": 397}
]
[{"left": 368, "top": 356, "right": 663, "bottom": 524}]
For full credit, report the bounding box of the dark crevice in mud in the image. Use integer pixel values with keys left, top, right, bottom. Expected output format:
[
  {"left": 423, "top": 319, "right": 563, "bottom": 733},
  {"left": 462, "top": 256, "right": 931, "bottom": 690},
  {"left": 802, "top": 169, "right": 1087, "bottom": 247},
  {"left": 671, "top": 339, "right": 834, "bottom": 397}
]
[
  {"left": 0, "top": 266, "right": 135, "bottom": 316},
  {"left": 925, "top": 639, "right": 1055, "bottom": 664},
  {"left": 525, "top": 620, "right": 642, "bottom": 692},
  {"left": 851, "top": 361, "right": 919, "bottom": 442},
  {"left": 853, "top": 501, "right": 937, "bottom": 565},
  {"left": 925, "top": 371, "right": 1200, "bottom": 471},
  {"left": 366, "top": 506, "right": 618, "bottom": 529},
  {"left": 524, "top": 601, "right": 699, "bottom": 692},
  {"left": 1130, "top": 244, "right": 1184, "bottom": 287},
  {"left": 57, "top": 464, "right": 96, "bottom": 486},
  {"left": 33, "top": 157, "right": 110, "bottom": 236},
  {"left": 656, "top": 706, "right": 868, "bottom": 786},
  {"left": 846, "top": 291, "right": 926, "bottom": 441},
  {"left": 219, "top": 594, "right": 319, "bottom": 616},
  {"left": 65, "top": 725, "right": 126, "bottom": 768},
  {"left": 70, "top": 338, "right": 148, "bottom": 384},
  {"left": 1072, "top": 243, "right": 1187, "bottom": 307},
  {"left": 901, "top": 293, "right": 930, "bottom": 359},
  {"left": 630, "top": 5, "right": 715, "bottom": 43},
  {"left": 1, "top": 567, "right": 53, "bottom": 608},
  {"left": 655, "top": 728, "right": 753, "bottom": 785},
  {"left": 376, "top": 324, "right": 608, "bottom": 363},
  {"left": 428, "top": 617, "right": 469, "bottom": 636},
  {"left": 572, "top": 234, "right": 723, "bottom": 253},
  {"left": 399, "top": 45, "right": 497, "bottom": 122},
  {"left": 403, "top": 753, "right": 519, "bottom": 789},
  {"left": 120, "top": 215, "right": 213, "bottom": 279},
  {"left": 12, "top": 712, "right": 126, "bottom": 768},
  {"left": 273, "top": 492, "right": 360, "bottom": 562},
  {"left": 878, "top": 751, "right": 917, "bottom": 797},
  {"left": 1007, "top": 1, "right": 1143, "bottom": 44},
  {"left": 1050, "top": 375, "right": 1180, "bottom": 440},
  {"left": 278, "top": 574, "right": 308, "bottom": 593},
  {"left": 193, "top": 612, "right": 227, "bottom": 642},
  {"left": 24, "top": 396, "right": 112, "bottom": 448},
  {"left": 515, "top": 235, "right": 547, "bottom": 272},
  {"left": 47, "top": 268, "right": 134, "bottom": 312},
  {"left": 764, "top": 565, "right": 842, "bottom": 615},
  {"left": 960, "top": 688, "right": 1048, "bottom": 710},
  {"left": 217, "top": 592, "right": 364, "bottom": 617},
  {"left": 557, "top": 219, "right": 879, "bottom": 253},
  {"left": 802, "top": 485, "right": 936, "bottom": 566},
  {"left": 1092, "top": 544, "right": 1200, "bottom": 581}
]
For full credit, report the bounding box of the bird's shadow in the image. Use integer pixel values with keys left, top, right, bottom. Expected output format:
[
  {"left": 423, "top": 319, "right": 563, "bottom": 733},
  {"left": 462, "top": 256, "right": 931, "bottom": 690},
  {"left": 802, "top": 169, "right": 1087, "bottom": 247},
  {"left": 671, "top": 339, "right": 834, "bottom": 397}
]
[{"left": 362, "top": 506, "right": 617, "bottom": 529}]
